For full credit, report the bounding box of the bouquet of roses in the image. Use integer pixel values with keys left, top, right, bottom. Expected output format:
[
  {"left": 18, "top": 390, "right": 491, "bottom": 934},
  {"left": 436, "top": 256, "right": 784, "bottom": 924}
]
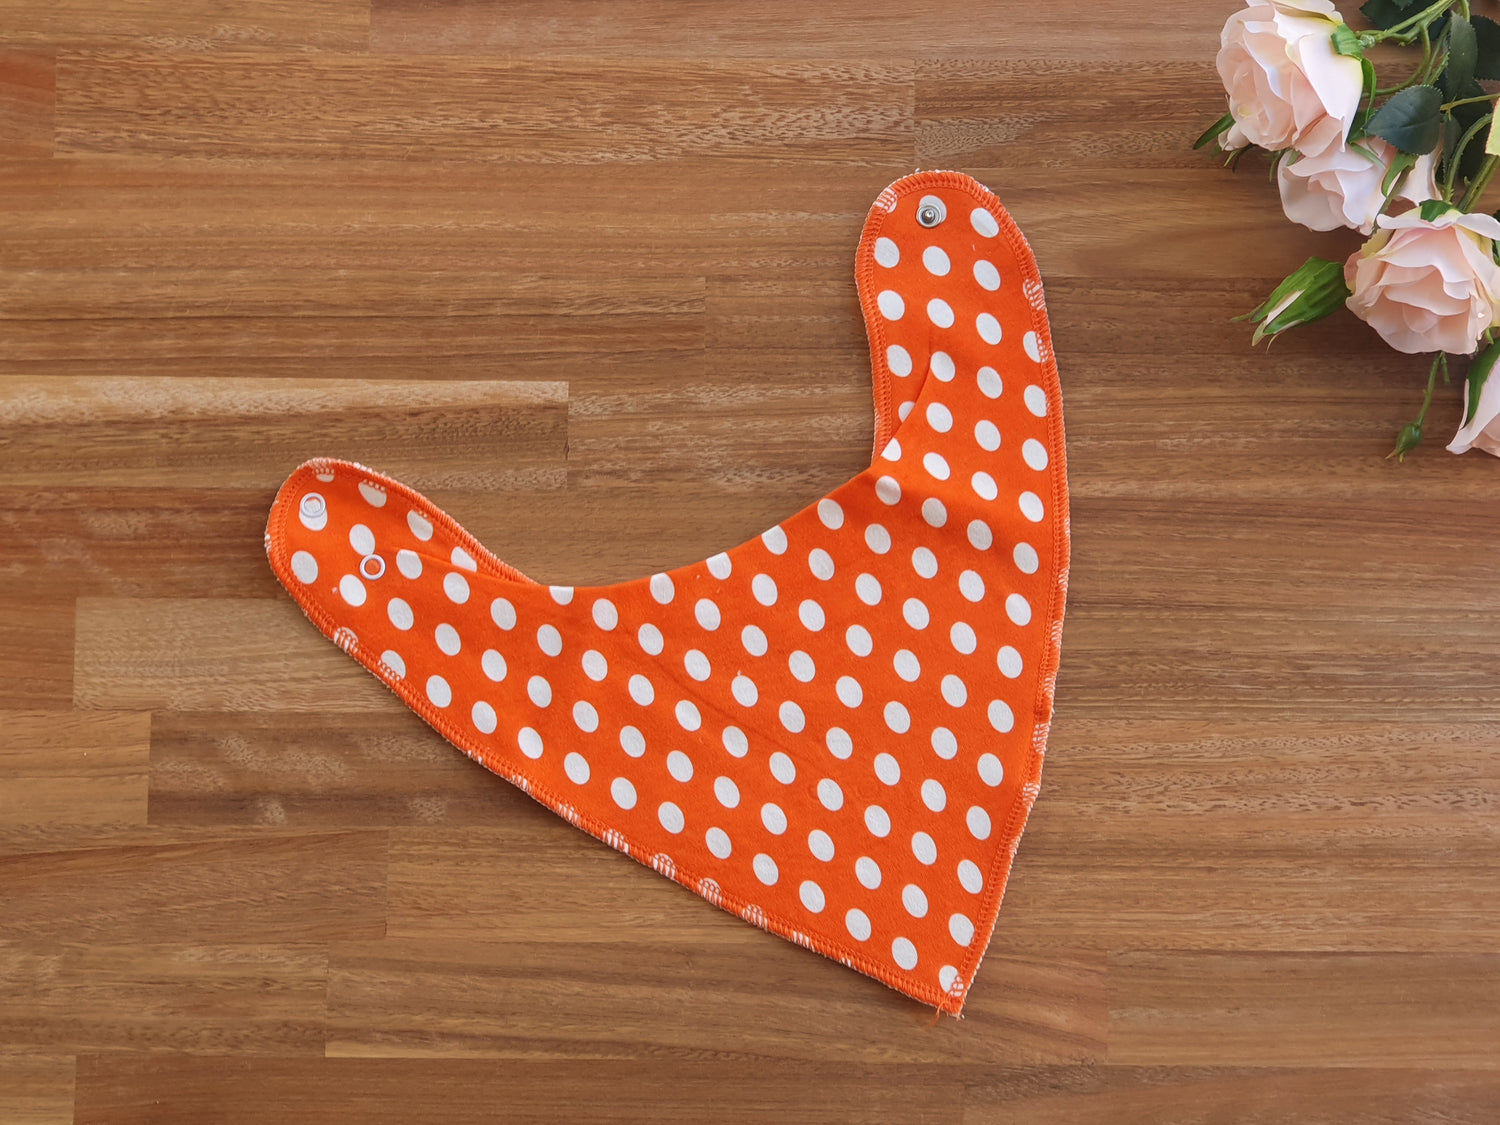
[{"left": 1203, "top": 0, "right": 1500, "bottom": 458}]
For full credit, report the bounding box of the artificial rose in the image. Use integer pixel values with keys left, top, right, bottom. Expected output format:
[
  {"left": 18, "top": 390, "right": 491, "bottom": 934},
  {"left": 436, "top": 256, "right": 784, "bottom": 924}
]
[
  {"left": 1344, "top": 209, "right": 1500, "bottom": 356},
  {"left": 1217, "top": 0, "right": 1364, "bottom": 155},
  {"left": 1448, "top": 359, "right": 1500, "bottom": 456},
  {"left": 1277, "top": 137, "right": 1438, "bottom": 234}
]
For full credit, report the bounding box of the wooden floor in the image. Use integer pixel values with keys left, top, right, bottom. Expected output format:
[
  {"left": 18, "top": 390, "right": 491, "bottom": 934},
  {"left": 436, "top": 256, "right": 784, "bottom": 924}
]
[{"left": 4, "top": 2, "right": 1500, "bottom": 1121}]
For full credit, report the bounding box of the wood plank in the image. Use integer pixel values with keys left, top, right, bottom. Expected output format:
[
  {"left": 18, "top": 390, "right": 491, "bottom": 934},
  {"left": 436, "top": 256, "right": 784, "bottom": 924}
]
[
  {"left": 0, "top": 943, "right": 326, "bottom": 1054},
  {"left": 0, "top": 50, "right": 53, "bottom": 157},
  {"left": 0, "top": 378, "right": 567, "bottom": 490},
  {"left": 0, "top": 711, "right": 150, "bottom": 827},
  {"left": 73, "top": 1056, "right": 967, "bottom": 1124},
  {"left": 0, "top": 829, "right": 386, "bottom": 942},
  {"left": 326, "top": 938, "right": 1103, "bottom": 1062},
  {"left": 1108, "top": 952, "right": 1500, "bottom": 1068},
  {"left": 0, "top": 598, "right": 74, "bottom": 709},
  {"left": 53, "top": 54, "right": 914, "bottom": 164},
  {"left": 0, "top": 0, "right": 367, "bottom": 50},
  {"left": 0, "top": 1056, "right": 73, "bottom": 1125}
]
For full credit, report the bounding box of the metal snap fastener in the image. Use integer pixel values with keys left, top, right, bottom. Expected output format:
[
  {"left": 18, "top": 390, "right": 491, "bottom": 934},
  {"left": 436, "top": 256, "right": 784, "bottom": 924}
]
[
  {"left": 360, "top": 553, "right": 386, "bottom": 580},
  {"left": 300, "top": 493, "right": 326, "bottom": 518},
  {"left": 916, "top": 195, "right": 946, "bottom": 227}
]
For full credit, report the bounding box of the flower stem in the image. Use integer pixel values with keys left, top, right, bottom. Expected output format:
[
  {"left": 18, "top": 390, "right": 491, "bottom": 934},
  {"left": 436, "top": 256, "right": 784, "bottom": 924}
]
[
  {"left": 1461, "top": 153, "right": 1500, "bottom": 210},
  {"left": 1441, "top": 92, "right": 1500, "bottom": 112},
  {"left": 1444, "top": 113, "right": 1493, "bottom": 200},
  {"left": 1374, "top": 0, "right": 1458, "bottom": 42},
  {"left": 1419, "top": 353, "right": 1445, "bottom": 426}
]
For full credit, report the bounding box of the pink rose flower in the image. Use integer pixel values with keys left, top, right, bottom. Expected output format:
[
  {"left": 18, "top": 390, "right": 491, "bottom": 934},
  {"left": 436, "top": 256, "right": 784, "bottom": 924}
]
[
  {"left": 1344, "top": 209, "right": 1500, "bottom": 355},
  {"left": 1278, "top": 137, "right": 1438, "bottom": 234},
  {"left": 1448, "top": 363, "right": 1500, "bottom": 456},
  {"left": 1218, "top": 0, "right": 1364, "bottom": 155}
]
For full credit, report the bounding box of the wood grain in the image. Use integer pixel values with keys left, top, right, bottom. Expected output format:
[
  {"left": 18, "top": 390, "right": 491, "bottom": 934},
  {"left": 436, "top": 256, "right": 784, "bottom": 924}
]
[{"left": 5, "top": 0, "right": 1500, "bottom": 1119}]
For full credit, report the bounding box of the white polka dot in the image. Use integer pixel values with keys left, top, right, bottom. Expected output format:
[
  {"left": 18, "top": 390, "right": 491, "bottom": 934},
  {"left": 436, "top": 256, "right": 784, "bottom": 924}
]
[
  {"left": 973, "top": 259, "right": 1001, "bottom": 290},
  {"left": 705, "top": 826, "right": 732, "bottom": 858},
  {"left": 590, "top": 598, "right": 618, "bottom": 631},
  {"left": 902, "top": 883, "right": 929, "bottom": 918},
  {"left": 877, "top": 289, "right": 905, "bottom": 320},
  {"left": 950, "top": 913, "right": 976, "bottom": 946},
  {"left": 1022, "top": 438, "right": 1049, "bottom": 470},
  {"left": 612, "top": 777, "right": 637, "bottom": 810},
  {"left": 911, "top": 546, "right": 938, "bottom": 579},
  {"left": 882, "top": 439, "right": 902, "bottom": 463},
  {"left": 1019, "top": 492, "right": 1045, "bottom": 523},
  {"left": 470, "top": 700, "right": 497, "bottom": 735},
  {"left": 902, "top": 598, "right": 930, "bottom": 630},
  {"left": 527, "top": 675, "right": 552, "bottom": 707},
  {"left": 536, "top": 624, "right": 562, "bottom": 657},
  {"left": 676, "top": 700, "right": 702, "bottom": 731},
  {"left": 864, "top": 805, "right": 891, "bottom": 837},
  {"left": 290, "top": 551, "right": 319, "bottom": 584},
  {"left": 978, "top": 366, "right": 1003, "bottom": 398},
  {"left": 819, "top": 777, "right": 845, "bottom": 811},
  {"left": 380, "top": 650, "right": 405, "bottom": 679},
  {"left": 856, "top": 855, "right": 882, "bottom": 889},
  {"left": 761, "top": 525, "right": 788, "bottom": 555},
  {"left": 808, "top": 830, "right": 835, "bottom": 862},
  {"left": 732, "top": 674, "right": 758, "bottom": 706},
  {"left": 629, "top": 674, "right": 654, "bottom": 705},
  {"left": 339, "top": 574, "right": 366, "bottom": 607},
  {"left": 715, "top": 776, "right": 741, "bottom": 808},
  {"left": 1014, "top": 542, "right": 1040, "bottom": 574},
  {"left": 893, "top": 649, "right": 921, "bottom": 683},
  {"left": 638, "top": 623, "right": 664, "bottom": 656},
  {"left": 1006, "top": 593, "right": 1032, "bottom": 626},
  {"left": 659, "top": 801, "right": 685, "bottom": 833},
  {"left": 684, "top": 649, "right": 711, "bottom": 681},
  {"left": 753, "top": 853, "right": 779, "bottom": 885},
  {"left": 922, "top": 779, "right": 947, "bottom": 813},
  {"left": 875, "top": 476, "right": 901, "bottom": 505},
  {"left": 518, "top": 727, "right": 543, "bottom": 759},
  {"left": 817, "top": 498, "right": 844, "bottom": 530},
  {"left": 442, "top": 546, "right": 474, "bottom": 573},
  {"left": 407, "top": 510, "right": 434, "bottom": 541},
  {"left": 865, "top": 523, "right": 892, "bottom": 554},
  {"left": 972, "top": 472, "right": 999, "bottom": 502},
  {"left": 846, "top": 908, "right": 872, "bottom": 941},
  {"left": 722, "top": 726, "right": 749, "bottom": 758},
  {"left": 976, "top": 312, "right": 1002, "bottom": 345},
  {"left": 434, "top": 622, "right": 461, "bottom": 656},
  {"left": 649, "top": 572, "right": 674, "bottom": 604},
  {"left": 884, "top": 701, "right": 911, "bottom": 734},
  {"left": 358, "top": 482, "right": 386, "bottom": 508},
  {"left": 573, "top": 700, "right": 599, "bottom": 733},
  {"left": 1025, "top": 384, "right": 1048, "bottom": 415},
  {"left": 966, "top": 807, "right": 992, "bottom": 841},
  {"left": 971, "top": 207, "right": 1000, "bottom": 237},
  {"left": 927, "top": 298, "right": 955, "bottom": 328},
  {"left": 919, "top": 243, "right": 950, "bottom": 275},
  {"left": 480, "top": 649, "right": 507, "bottom": 682},
  {"left": 898, "top": 400, "right": 915, "bottom": 421},
  {"left": 694, "top": 598, "right": 721, "bottom": 631},
  {"left": 921, "top": 498, "right": 947, "bottom": 529},
  {"left": 988, "top": 699, "right": 1015, "bottom": 733},
  {"left": 940, "top": 965, "right": 962, "bottom": 993},
  {"left": 442, "top": 572, "right": 469, "bottom": 604},
  {"left": 958, "top": 860, "right": 984, "bottom": 893},
  {"left": 798, "top": 880, "right": 826, "bottom": 914},
  {"left": 959, "top": 570, "right": 985, "bottom": 603},
  {"left": 942, "top": 674, "right": 968, "bottom": 707},
  {"left": 892, "top": 937, "right": 919, "bottom": 971},
  {"left": 490, "top": 597, "right": 516, "bottom": 629},
  {"left": 779, "top": 700, "right": 805, "bottom": 733},
  {"left": 765, "top": 751, "right": 795, "bottom": 785},
  {"left": 975, "top": 420, "right": 1001, "bottom": 451},
  {"left": 396, "top": 549, "right": 422, "bottom": 580},
  {"left": 977, "top": 753, "right": 1005, "bottom": 787},
  {"left": 856, "top": 574, "right": 882, "bottom": 606},
  {"left": 1024, "top": 331, "right": 1043, "bottom": 363},
  {"left": 930, "top": 351, "right": 956, "bottom": 381},
  {"left": 621, "top": 726, "right": 646, "bottom": 757},
  {"left": 706, "top": 552, "right": 732, "bottom": 579},
  {"left": 798, "top": 599, "right": 826, "bottom": 631},
  {"left": 874, "top": 752, "right": 901, "bottom": 785},
  {"left": 548, "top": 584, "right": 572, "bottom": 605},
  {"left": 808, "top": 548, "right": 835, "bottom": 581},
  {"left": 386, "top": 597, "right": 414, "bottom": 631},
  {"left": 968, "top": 520, "right": 993, "bottom": 551},
  {"left": 826, "top": 727, "right": 853, "bottom": 759},
  {"left": 582, "top": 649, "right": 607, "bottom": 681},
  {"left": 788, "top": 651, "right": 815, "bottom": 683},
  {"left": 886, "top": 344, "right": 913, "bottom": 376},
  {"left": 666, "top": 749, "right": 694, "bottom": 782},
  {"left": 874, "top": 236, "right": 900, "bottom": 267},
  {"left": 912, "top": 831, "right": 938, "bottom": 865},
  {"left": 950, "top": 622, "right": 977, "bottom": 655},
  {"left": 742, "top": 624, "right": 768, "bottom": 656},
  {"left": 932, "top": 726, "right": 958, "bottom": 760},
  {"left": 846, "top": 625, "right": 874, "bottom": 657},
  {"left": 997, "top": 646, "right": 1023, "bottom": 678},
  {"left": 922, "top": 451, "right": 951, "bottom": 480},
  {"left": 835, "top": 675, "right": 863, "bottom": 707},
  {"left": 425, "top": 674, "right": 451, "bottom": 708}
]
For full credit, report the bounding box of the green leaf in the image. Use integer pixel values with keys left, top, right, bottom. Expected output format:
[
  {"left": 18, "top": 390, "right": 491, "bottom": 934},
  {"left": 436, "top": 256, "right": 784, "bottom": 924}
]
[
  {"left": 1473, "top": 15, "right": 1500, "bottom": 80},
  {"left": 1361, "top": 0, "right": 1409, "bottom": 30},
  {"left": 1442, "top": 16, "right": 1478, "bottom": 99},
  {"left": 1463, "top": 339, "right": 1500, "bottom": 425},
  {"left": 1440, "top": 112, "right": 1463, "bottom": 178},
  {"left": 1367, "top": 84, "right": 1444, "bottom": 154},
  {"left": 1194, "top": 111, "right": 1236, "bottom": 152}
]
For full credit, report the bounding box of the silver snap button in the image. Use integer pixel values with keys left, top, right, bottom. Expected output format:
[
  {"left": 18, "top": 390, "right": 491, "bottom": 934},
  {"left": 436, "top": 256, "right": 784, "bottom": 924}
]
[
  {"left": 359, "top": 553, "right": 386, "bottom": 580},
  {"left": 916, "top": 195, "right": 946, "bottom": 227},
  {"left": 300, "top": 493, "right": 326, "bottom": 518}
]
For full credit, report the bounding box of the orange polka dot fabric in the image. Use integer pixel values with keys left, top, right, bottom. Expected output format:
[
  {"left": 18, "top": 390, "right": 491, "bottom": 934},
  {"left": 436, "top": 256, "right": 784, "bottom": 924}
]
[{"left": 265, "top": 170, "right": 1069, "bottom": 1015}]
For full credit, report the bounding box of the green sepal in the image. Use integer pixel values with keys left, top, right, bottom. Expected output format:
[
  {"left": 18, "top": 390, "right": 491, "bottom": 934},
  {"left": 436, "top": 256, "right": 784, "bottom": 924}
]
[
  {"left": 1333, "top": 23, "right": 1364, "bottom": 58},
  {"left": 1233, "top": 257, "right": 1352, "bottom": 346},
  {"left": 1194, "top": 111, "right": 1236, "bottom": 151},
  {"left": 1387, "top": 420, "right": 1424, "bottom": 460},
  {"left": 1463, "top": 338, "right": 1500, "bottom": 426},
  {"left": 1381, "top": 149, "right": 1420, "bottom": 196},
  {"left": 1419, "top": 198, "right": 1457, "bottom": 221}
]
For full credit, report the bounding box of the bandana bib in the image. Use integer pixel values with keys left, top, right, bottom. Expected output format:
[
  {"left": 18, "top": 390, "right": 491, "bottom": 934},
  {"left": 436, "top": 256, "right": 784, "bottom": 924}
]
[{"left": 265, "top": 170, "right": 1069, "bottom": 1014}]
